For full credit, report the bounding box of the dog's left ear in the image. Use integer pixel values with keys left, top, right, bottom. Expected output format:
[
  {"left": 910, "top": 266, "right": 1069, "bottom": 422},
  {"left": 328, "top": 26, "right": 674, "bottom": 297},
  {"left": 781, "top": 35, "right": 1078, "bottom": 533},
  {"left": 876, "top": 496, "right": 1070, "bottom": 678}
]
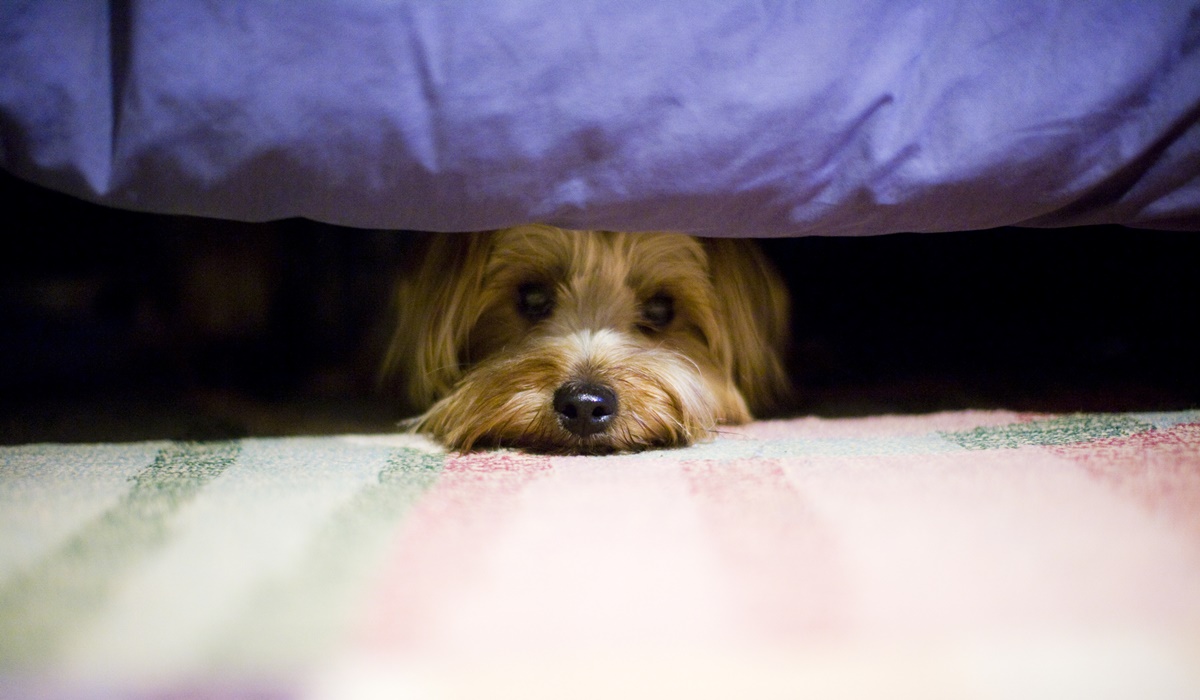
[
  {"left": 381, "top": 232, "right": 493, "bottom": 412},
  {"left": 703, "top": 238, "right": 792, "bottom": 414}
]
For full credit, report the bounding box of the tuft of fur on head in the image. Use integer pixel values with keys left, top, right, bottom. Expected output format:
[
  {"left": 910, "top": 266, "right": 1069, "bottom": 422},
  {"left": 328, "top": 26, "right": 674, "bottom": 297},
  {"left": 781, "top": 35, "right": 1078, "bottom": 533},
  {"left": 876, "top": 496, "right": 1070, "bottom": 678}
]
[{"left": 382, "top": 226, "right": 790, "bottom": 453}]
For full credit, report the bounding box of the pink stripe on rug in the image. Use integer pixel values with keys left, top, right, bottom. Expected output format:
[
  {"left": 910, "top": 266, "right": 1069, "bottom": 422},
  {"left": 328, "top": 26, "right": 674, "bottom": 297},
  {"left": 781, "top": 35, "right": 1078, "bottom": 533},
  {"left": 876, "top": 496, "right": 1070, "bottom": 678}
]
[
  {"left": 1048, "top": 422, "right": 1200, "bottom": 545},
  {"left": 353, "top": 451, "right": 553, "bottom": 654},
  {"left": 353, "top": 453, "right": 743, "bottom": 659},
  {"left": 783, "top": 446, "right": 1200, "bottom": 640},
  {"left": 682, "top": 458, "right": 851, "bottom": 642},
  {"left": 443, "top": 454, "right": 738, "bottom": 654}
]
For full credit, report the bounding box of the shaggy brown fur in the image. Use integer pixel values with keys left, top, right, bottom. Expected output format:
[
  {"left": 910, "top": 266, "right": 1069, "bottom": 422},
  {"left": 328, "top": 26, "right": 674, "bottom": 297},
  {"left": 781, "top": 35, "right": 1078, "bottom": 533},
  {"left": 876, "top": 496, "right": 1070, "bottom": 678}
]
[{"left": 382, "top": 226, "right": 790, "bottom": 453}]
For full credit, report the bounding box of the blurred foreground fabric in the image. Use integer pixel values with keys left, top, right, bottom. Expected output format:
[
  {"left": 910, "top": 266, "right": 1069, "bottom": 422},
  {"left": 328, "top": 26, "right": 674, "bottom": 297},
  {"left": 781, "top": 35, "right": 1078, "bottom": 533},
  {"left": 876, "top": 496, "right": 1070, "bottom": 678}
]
[
  {"left": 2, "top": 410, "right": 1199, "bottom": 698},
  {"left": 3, "top": 1, "right": 1199, "bottom": 234}
]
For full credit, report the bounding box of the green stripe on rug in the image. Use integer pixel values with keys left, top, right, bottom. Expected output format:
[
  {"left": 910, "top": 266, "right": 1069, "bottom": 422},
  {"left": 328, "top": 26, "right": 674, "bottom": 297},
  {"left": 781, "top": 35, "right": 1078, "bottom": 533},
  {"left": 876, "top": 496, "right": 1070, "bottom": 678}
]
[
  {"left": 0, "top": 441, "right": 240, "bottom": 668},
  {"left": 205, "top": 447, "right": 443, "bottom": 672},
  {"left": 939, "top": 414, "right": 1153, "bottom": 451}
]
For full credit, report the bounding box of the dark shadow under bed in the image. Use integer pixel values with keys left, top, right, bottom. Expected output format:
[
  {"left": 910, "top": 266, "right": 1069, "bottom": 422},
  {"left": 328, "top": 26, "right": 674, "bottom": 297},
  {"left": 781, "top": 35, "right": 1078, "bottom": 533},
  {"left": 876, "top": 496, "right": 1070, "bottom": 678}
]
[{"left": 3, "top": 172, "right": 1197, "bottom": 444}]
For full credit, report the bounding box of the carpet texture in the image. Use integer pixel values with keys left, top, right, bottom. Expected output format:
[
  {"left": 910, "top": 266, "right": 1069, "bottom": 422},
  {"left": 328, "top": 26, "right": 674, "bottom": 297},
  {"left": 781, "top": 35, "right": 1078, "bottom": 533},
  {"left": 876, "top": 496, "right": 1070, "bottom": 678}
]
[{"left": 2, "top": 410, "right": 1199, "bottom": 698}]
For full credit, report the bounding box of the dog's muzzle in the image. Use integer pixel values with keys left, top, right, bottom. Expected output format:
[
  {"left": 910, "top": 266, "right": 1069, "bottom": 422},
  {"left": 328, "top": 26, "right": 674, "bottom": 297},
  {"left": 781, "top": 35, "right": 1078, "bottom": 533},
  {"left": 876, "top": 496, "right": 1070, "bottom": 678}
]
[{"left": 553, "top": 382, "right": 617, "bottom": 437}]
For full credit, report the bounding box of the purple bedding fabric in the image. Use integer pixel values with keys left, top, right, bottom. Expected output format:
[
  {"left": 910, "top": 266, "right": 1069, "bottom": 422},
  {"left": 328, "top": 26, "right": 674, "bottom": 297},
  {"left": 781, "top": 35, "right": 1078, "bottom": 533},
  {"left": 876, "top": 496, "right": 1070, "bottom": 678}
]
[{"left": 2, "top": 1, "right": 1199, "bottom": 235}]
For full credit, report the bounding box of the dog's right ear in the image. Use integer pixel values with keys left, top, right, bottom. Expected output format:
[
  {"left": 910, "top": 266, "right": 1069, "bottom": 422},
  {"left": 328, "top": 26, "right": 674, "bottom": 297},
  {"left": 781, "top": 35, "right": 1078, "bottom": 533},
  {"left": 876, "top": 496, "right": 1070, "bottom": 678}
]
[
  {"left": 381, "top": 232, "right": 493, "bottom": 410},
  {"left": 703, "top": 238, "right": 793, "bottom": 415}
]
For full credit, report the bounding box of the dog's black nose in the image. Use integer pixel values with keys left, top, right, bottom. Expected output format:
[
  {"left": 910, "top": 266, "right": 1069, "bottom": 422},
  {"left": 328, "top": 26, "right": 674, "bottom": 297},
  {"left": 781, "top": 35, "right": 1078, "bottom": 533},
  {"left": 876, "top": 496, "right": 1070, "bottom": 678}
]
[{"left": 553, "top": 383, "right": 617, "bottom": 437}]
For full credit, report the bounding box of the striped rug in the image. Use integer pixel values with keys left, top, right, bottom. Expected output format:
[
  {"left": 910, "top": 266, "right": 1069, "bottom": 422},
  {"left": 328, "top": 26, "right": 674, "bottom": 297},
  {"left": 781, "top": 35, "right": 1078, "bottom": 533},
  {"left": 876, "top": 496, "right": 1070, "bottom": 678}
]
[{"left": 2, "top": 410, "right": 1199, "bottom": 698}]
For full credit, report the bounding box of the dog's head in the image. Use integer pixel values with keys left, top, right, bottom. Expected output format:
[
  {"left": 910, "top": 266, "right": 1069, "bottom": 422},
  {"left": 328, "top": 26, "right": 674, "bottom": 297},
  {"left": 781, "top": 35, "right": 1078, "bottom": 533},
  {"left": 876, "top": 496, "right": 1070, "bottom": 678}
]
[{"left": 384, "top": 226, "right": 789, "bottom": 453}]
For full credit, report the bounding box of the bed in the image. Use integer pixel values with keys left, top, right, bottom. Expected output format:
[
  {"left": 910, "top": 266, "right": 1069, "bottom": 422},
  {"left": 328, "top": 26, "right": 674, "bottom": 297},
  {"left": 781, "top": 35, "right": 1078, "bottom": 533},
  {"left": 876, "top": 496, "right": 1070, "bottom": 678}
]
[{"left": 3, "top": 0, "right": 1198, "bottom": 235}]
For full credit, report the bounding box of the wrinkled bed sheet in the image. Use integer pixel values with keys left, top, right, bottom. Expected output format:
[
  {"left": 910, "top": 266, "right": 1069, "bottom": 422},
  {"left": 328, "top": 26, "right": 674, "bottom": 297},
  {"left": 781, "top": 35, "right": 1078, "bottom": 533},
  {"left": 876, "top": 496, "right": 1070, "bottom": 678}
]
[{"left": 2, "top": 1, "right": 1198, "bottom": 235}]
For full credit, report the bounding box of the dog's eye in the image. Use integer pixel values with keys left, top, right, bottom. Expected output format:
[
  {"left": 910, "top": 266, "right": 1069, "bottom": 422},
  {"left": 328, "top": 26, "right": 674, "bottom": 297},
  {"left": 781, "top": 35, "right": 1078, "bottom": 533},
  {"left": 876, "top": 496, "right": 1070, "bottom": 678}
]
[
  {"left": 640, "top": 293, "right": 675, "bottom": 330},
  {"left": 516, "top": 282, "right": 555, "bottom": 321}
]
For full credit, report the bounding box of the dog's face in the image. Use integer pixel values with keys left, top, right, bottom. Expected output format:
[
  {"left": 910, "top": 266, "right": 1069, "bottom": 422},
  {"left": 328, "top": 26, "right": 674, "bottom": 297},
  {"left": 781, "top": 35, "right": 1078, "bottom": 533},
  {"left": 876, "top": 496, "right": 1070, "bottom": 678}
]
[{"left": 385, "top": 226, "right": 789, "bottom": 453}]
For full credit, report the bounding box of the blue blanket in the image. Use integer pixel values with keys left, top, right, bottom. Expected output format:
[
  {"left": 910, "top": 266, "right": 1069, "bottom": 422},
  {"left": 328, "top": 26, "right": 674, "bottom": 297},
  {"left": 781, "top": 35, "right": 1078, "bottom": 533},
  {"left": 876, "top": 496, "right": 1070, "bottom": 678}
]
[{"left": 2, "top": 1, "right": 1198, "bottom": 235}]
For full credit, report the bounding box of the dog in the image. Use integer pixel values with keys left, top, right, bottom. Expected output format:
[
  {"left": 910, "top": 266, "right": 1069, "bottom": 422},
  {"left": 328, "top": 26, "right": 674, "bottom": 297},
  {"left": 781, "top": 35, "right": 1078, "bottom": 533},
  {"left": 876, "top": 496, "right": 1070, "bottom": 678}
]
[{"left": 382, "top": 225, "right": 790, "bottom": 453}]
